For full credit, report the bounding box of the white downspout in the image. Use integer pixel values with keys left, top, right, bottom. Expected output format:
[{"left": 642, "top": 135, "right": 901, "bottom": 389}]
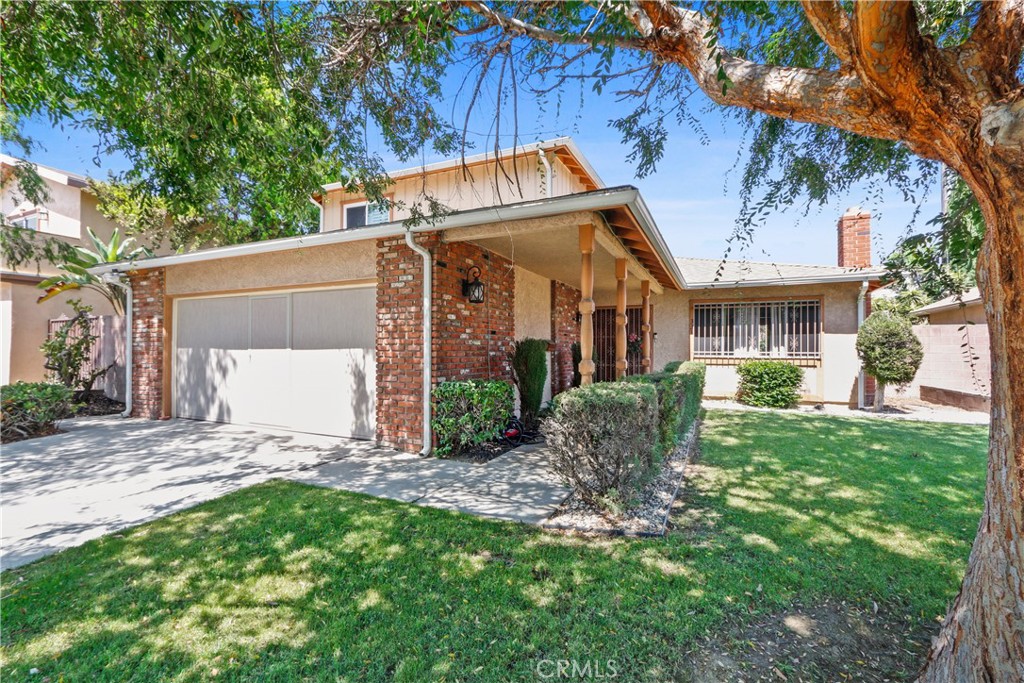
[
  {"left": 857, "top": 279, "right": 868, "bottom": 410},
  {"left": 539, "top": 151, "right": 553, "bottom": 198},
  {"left": 309, "top": 196, "right": 324, "bottom": 232},
  {"left": 404, "top": 228, "right": 433, "bottom": 455},
  {"left": 103, "top": 272, "right": 132, "bottom": 418}
]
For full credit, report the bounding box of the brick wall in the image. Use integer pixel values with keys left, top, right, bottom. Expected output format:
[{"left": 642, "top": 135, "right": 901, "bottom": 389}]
[
  {"left": 432, "top": 241, "right": 515, "bottom": 384},
  {"left": 837, "top": 208, "right": 872, "bottom": 268},
  {"left": 128, "top": 268, "right": 166, "bottom": 419},
  {"left": 376, "top": 234, "right": 515, "bottom": 452},
  {"left": 551, "top": 280, "right": 581, "bottom": 395}
]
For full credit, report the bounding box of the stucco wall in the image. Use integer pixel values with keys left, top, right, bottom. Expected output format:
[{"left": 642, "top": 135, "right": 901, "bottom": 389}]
[
  {"left": 649, "top": 281, "right": 866, "bottom": 404},
  {"left": 322, "top": 154, "right": 588, "bottom": 232},
  {"left": 513, "top": 265, "right": 554, "bottom": 405},
  {"left": 3, "top": 281, "right": 115, "bottom": 384},
  {"left": 2, "top": 175, "right": 81, "bottom": 241},
  {"left": 925, "top": 302, "right": 986, "bottom": 325},
  {"left": 164, "top": 241, "right": 377, "bottom": 296}
]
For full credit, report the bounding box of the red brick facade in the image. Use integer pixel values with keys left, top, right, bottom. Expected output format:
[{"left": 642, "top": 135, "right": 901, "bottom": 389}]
[
  {"left": 375, "top": 234, "right": 516, "bottom": 452},
  {"left": 128, "top": 268, "right": 166, "bottom": 419},
  {"left": 837, "top": 209, "right": 872, "bottom": 268},
  {"left": 551, "top": 280, "right": 581, "bottom": 395}
]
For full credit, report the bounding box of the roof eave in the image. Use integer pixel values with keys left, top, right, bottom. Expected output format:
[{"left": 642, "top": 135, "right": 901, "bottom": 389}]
[{"left": 684, "top": 271, "right": 884, "bottom": 289}]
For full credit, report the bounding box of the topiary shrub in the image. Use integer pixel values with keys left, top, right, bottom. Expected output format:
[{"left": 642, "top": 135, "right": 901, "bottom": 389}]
[
  {"left": 508, "top": 338, "right": 549, "bottom": 428},
  {"left": 662, "top": 360, "right": 683, "bottom": 373},
  {"left": 570, "top": 342, "right": 599, "bottom": 388},
  {"left": 856, "top": 311, "right": 924, "bottom": 410},
  {"left": 544, "top": 381, "right": 658, "bottom": 512},
  {"left": 431, "top": 380, "right": 514, "bottom": 457},
  {"left": 1, "top": 382, "right": 77, "bottom": 443},
  {"left": 736, "top": 360, "right": 804, "bottom": 408}
]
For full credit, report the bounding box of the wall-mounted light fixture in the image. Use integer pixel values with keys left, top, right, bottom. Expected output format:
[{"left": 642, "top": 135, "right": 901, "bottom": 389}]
[{"left": 462, "top": 265, "right": 485, "bottom": 304}]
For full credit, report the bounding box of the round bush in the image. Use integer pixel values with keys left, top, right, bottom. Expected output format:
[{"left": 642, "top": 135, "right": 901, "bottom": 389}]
[{"left": 736, "top": 360, "right": 804, "bottom": 408}]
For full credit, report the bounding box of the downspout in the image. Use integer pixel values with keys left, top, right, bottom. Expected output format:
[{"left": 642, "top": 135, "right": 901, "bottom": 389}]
[
  {"left": 404, "top": 228, "right": 433, "bottom": 455},
  {"left": 309, "top": 195, "right": 324, "bottom": 232},
  {"left": 539, "top": 151, "right": 553, "bottom": 198},
  {"left": 857, "top": 279, "right": 868, "bottom": 410},
  {"left": 102, "top": 272, "right": 133, "bottom": 418}
]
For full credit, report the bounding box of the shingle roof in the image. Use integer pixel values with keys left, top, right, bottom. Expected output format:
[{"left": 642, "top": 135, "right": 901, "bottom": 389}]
[
  {"left": 911, "top": 287, "right": 981, "bottom": 315},
  {"left": 676, "top": 257, "right": 883, "bottom": 287}
]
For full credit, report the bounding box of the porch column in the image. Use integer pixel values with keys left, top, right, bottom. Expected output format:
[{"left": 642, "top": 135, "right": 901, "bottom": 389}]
[
  {"left": 578, "top": 224, "right": 596, "bottom": 385},
  {"left": 641, "top": 280, "right": 652, "bottom": 374},
  {"left": 615, "top": 258, "right": 628, "bottom": 380}
]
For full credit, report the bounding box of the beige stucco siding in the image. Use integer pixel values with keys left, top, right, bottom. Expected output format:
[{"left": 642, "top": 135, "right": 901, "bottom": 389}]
[
  {"left": 925, "top": 302, "right": 986, "bottom": 325},
  {"left": 513, "top": 265, "right": 554, "bottom": 404},
  {"left": 164, "top": 240, "right": 377, "bottom": 296},
  {"left": 322, "top": 154, "right": 589, "bottom": 233},
  {"left": 649, "top": 282, "right": 865, "bottom": 404}
]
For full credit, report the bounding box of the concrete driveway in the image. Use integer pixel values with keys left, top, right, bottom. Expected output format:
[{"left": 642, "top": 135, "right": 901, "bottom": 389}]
[
  {"left": 2, "top": 417, "right": 570, "bottom": 571},
  {"left": 1, "top": 417, "right": 389, "bottom": 571}
]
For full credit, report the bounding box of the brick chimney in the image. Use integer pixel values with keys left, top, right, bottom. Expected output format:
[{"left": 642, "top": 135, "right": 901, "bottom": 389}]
[{"left": 837, "top": 206, "right": 871, "bottom": 267}]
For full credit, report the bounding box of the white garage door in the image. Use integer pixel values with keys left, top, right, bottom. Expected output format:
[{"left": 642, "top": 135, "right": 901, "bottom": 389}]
[{"left": 174, "top": 286, "right": 376, "bottom": 439}]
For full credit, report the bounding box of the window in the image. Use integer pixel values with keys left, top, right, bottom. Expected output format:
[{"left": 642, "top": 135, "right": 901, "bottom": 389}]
[
  {"left": 5, "top": 209, "right": 43, "bottom": 231},
  {"left": 692, "top": 300, "right": 821, "bottom": 359},
  {"left": 343, "top": 201, "right": 389, "bottom": 229}
]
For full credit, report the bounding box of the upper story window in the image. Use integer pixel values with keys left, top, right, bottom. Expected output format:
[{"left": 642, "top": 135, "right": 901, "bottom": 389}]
[
  {"left": 5, "top": 208, "right": 45, "bottom": 231},
  {"left": 344, "top": 201, "right": 389, "bottom": 229},
  {"left": 693, "top": 300, "right": 822, "bottom": 359}
]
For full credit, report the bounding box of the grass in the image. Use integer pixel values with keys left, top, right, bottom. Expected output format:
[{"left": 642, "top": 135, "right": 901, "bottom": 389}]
[{"left": 0, "top": 410, "right": 988, "bottom": 681}]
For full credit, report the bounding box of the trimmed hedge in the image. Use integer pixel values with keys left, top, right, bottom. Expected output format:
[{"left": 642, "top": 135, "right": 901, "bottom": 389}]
[
  {"left": 431, "top": 380, "right": 514, "bottom": 456},
  {"left": 736, "top": 360, "right": 803, "bottom": 408},
  {"left": 662, "top": 360, "right": 683, "bottom": 373},
  {"left": 545, "top": 381, "right": 659, "bottom": 511},
  {"left": 545, "top": 362, "right": 705, "bottom": 512},
  {"left": 1, "top": 382, "right": 76, "bottom": 443}
]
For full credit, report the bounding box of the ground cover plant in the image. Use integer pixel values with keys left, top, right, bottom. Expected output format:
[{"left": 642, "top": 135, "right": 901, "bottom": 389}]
[{"left": 0, "top": 410, "right": 987, "bottom": 681}]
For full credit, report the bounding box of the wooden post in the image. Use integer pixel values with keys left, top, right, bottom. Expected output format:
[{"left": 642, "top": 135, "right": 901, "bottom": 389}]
[
  {"left": 641, "top": 280, "right": 652, "bottom": 374},
  {"left": 615, "top": 258, "right": 628, "bottom": 380},
  {"left": 578, "top": 224, "right": 596, "bottom": 385}
]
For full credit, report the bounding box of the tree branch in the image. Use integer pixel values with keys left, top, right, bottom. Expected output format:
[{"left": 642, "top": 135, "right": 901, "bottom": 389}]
[
  {"left": 959, "top": 0, "right": 1024, "bottom": 101},
  {"left": 460, "top": 0, "right": 648, "bottom": 51},
  {"left": 849, "top": 0, "right": 933, "bottom": 104},
  {"left": 799, "top": 0, "right": 855, "bottom": 65}
]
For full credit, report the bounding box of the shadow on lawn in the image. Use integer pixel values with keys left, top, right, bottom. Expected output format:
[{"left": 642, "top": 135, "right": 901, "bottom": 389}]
[{"left": 0, "top": 411, "right": 989, "bottom": 682}]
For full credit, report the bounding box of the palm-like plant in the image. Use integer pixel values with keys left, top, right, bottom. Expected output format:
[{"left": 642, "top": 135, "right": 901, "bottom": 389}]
[{"left": 37, "top": 228, "right": 152, "bottom": 315}]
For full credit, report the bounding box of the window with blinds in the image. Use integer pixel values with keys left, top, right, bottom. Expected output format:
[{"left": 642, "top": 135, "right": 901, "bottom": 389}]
[{"left": 692, "top": 300, "right": 822, "bottom": 359}]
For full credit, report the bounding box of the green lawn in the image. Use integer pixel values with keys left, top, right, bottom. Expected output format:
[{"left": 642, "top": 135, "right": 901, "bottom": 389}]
[{"left": 1, "top": 410, "right": 988, "bottom": 681}]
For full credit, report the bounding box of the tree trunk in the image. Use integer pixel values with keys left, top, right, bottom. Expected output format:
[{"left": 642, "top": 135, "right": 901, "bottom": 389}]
[
  {"left": 918, "top": 160, "right": 1024, "bottom": 682},
  {"left": 873, "top": 382, "right": 886, "bottom": 412}
]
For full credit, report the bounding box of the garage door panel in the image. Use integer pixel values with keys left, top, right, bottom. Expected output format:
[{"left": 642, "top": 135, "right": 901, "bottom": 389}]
[{"left": 175, "top": 287, "right": 376, "bottom": 439}]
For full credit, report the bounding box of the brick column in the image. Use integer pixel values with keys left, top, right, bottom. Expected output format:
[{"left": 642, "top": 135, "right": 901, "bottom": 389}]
[
  {"left": 128, "top": 268, "right": 166, "bottom": 419},
  {"left": 551, "top": 280, "right": 581, "bottom": 395},
  {"left": 837, "top": 207, "right": 872, "bottom": 267}
]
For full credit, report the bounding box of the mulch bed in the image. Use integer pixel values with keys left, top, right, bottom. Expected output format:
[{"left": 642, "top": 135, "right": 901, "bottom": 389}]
[
  {"left": 542, "top": 418, "right": 702, "bottom": 536},
  {"left": 73, "top": 391, "right": 125, "bottom": 417},
  {"left": 447, "top": 439, "right": 518, "bottom": 463}
]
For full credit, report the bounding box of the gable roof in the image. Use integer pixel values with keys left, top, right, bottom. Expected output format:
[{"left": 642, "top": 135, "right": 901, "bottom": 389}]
[
  {"left": 911, "top": 287, "right": 982, "bottom": 316},
  {"left": 677, "top": 257, "right": 883, "bottom": 288},
  {"left": 0, "top": 154, "right": 90, "bottom": 189},
  {"left": 319, "top": 137, "right": 603, "bottom": 194}
]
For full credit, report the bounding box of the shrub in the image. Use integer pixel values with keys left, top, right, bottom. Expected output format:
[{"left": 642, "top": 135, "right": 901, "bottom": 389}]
[
  {"left": 626, "top": 361, "right": 707, "bottom": 457},
  {"left": 1, "top": 382, "right": 76, "bottom": 443},
  {"left": 507, "top": 338, "right": 549, "bottom": 428},
  {"left": 736, "top": 360, "right": 803, "bottom": 408},
  {"left": 570, "top": 342, "right": 599, "bottom": 388},
  {"left": 431, "top": 380, "right": 514, "bottom": 457},
  {"left": 662, "top": 360, "right": 683, "bottom": 373},
  {"left": 856, "top": 312, "right": 923, "bottom": 409},
  {"left": 544, "top": 381, "right": 658, "bottom": 511},
  {"left": 41, "top": 300, "right": 112, "bottom": 399}
]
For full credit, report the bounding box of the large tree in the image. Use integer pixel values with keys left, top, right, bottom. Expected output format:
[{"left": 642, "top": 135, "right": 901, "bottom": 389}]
[{"left": 3, "top": 2, "right": 1022, "bottom": 679}]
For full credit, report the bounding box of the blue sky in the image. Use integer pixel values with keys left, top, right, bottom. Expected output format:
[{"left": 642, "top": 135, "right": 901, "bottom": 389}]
[{"left": 10, "top": 60, "right": 939, "bottom": 268}]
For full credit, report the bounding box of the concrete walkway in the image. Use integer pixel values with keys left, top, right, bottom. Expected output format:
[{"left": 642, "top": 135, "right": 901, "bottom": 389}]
[{"left": 2, "top": 417, "right": 568, "bottom": 571}]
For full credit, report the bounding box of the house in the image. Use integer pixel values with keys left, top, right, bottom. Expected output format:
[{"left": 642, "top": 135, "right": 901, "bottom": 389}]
[
  {"left": 906, "top": 287, "right": 990, "bottom": 411},
  {"left": 91, "top": 138, "right": 883, "bottom": 453},
  {"left": 0, "top": 156, "right": 125, "bottom": 386}
]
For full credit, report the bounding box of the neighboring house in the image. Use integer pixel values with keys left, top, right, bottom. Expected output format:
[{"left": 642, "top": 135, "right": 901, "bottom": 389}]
[
  {"left": 0, "top": 156, "right": 125, "bottom": 386},
  {"left": 907, "top": 287, "right": 990, "bottom": 411},
  {"left": 92, "top": 138, "right": 883, "bottom": 453}
]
